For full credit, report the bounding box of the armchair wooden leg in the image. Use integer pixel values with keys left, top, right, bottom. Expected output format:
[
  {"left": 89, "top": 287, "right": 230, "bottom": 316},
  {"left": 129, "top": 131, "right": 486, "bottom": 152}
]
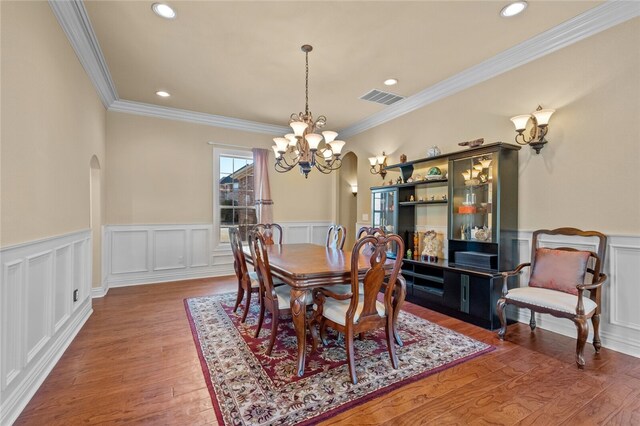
[
  {"left": 266, "top": 312, "right": 279, "bottom": 356},
  {"left": 591, "top": 313, "right": 602, "bottom": 353},
  {"left": 233, "top": 285, "right": 244, "bottom": 313},
  {"left": 345, "top": 326, "right": 357, "bottom": 384},
  {"left": 241, "top": 287, "right": 252, "bottom": 323},
  {"left": 497, "top": 298, "right": 508, "bottom": 340},
  {"left": 308, "top": 310, "right": 322, "bottom": 353},
  {"left": 529, "top": 310, "right": 537, "bottom": 331},
  {"left": 574, "top": 318, "right": 589, "bottom": 368},
  {"left": 386, "top": 316, "right": 399, "bottom": 369},
  {"left": 393, "top": 283, "right": 406, "bottom": 347}
]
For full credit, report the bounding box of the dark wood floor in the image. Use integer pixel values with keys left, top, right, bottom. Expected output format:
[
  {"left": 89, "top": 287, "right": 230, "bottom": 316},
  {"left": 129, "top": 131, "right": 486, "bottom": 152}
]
[{"left": 16, "top": 277, "right": 640, "bottom": 425}]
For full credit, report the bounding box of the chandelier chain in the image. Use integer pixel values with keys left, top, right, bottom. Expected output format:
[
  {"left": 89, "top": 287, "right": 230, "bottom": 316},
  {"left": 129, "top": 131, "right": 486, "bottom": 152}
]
[{"left": 305, "top": 50, "right": 309, "bottom": 116}]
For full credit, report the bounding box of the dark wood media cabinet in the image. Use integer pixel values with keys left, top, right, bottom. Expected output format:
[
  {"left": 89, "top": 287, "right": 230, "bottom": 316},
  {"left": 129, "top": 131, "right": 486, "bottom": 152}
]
[{"left": 371, "top": 143, "right": 520, "bottom": 329}]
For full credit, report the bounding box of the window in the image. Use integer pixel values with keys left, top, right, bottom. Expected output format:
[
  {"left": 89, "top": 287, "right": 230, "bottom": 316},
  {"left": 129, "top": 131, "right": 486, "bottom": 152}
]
[{"left": 216, "top": 152, "right": 256, "bottom": 244}]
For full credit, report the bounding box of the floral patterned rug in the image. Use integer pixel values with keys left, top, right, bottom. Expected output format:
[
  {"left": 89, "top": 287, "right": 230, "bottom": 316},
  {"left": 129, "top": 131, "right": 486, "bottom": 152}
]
[{"left": 184, "top": 293, "right": 493, "bottom": 426}]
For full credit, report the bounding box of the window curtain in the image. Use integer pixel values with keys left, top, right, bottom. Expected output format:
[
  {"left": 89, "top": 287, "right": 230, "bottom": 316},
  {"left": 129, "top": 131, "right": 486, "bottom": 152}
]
[{"left": 253, "top": 148, "right": 274, "bottom": 224}]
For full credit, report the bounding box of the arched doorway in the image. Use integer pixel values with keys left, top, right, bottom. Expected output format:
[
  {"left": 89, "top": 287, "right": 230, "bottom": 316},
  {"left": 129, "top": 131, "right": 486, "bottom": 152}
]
[
  {"left": 337, "top": 152, "right": 358, "bottom": 249},
  {"left": 89, "top": 155, "right": 102, "bottom": 289}
]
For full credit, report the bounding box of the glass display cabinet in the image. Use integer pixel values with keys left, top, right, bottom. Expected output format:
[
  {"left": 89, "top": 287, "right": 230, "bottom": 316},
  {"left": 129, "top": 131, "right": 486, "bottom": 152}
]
[{"left": 374, "top": 142, "right": 520, "bottom": 329}]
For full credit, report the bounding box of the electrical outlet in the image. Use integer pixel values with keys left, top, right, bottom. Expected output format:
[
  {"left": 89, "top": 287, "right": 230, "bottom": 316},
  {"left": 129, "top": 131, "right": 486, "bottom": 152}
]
[{"left": 73, "top": 289, "right": 79, "bottom": 302}]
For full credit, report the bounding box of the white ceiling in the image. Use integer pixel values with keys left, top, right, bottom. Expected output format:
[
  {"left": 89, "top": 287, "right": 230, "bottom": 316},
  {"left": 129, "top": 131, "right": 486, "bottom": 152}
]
[{"left": 83, "top": 1, "right": 603, "bottom": 132}]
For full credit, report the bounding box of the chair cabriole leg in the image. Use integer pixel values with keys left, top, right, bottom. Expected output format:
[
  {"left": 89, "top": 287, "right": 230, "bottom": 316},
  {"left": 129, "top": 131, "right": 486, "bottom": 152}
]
[
  {"left": 496, "top": 298, "right": 507, "bottom": 340},
  {"left": 386, "top": 315, "right": 398, "bottom": 369},
  {"left": 233, "top": 285, "right": 244, "bottom": 313},
  {"left": 574, "top": 317, "right": 589, "bottom": 368},
  {"left": 267, "top": 311, "right": 279, "bottom": 356},
  {"left": 241, "top": 286, "right": 252, "bottom": 323}
]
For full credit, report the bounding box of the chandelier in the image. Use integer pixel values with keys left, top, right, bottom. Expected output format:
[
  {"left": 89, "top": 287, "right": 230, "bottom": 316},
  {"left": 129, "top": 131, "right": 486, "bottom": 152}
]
[{"left": 272, "top": 45, "right": 345, "bottom": 178}]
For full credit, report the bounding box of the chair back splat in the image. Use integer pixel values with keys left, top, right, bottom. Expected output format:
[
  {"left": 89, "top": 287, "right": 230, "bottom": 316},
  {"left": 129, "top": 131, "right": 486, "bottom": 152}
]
[
  {"left": 326, "top": 224, "right": 347, "bottom": 249},
  {"left": 352, "top": 234, "right": 404, "bottom": 326},
  {"left": 253, "top": 223, "right": 283, "bottom": 245}
]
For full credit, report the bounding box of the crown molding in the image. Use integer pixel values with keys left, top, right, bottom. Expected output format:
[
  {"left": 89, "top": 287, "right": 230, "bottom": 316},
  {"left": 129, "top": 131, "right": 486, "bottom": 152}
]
[
  {"left": 51, "top": 0, "right": 638, "bottom": 138},
  {"left": 339, "top": 1, "right": 640, "bottom": 139},
  {"left": 109, "top": 100, "right": 290, "bottom": 135},
  {"left": 49, "top": 0, "right": 118, "bottom": 108}
]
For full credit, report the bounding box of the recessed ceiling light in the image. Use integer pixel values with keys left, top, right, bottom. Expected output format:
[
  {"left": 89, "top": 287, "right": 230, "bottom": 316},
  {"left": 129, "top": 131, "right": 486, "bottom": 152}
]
[
  {"left": 152, "top": 3, "right": 176, "bottom": 19},
  {"left": 384, "top": 78, "right": 398, "bottom": 86},
  {"left": 500, "top": 1, "right": 528, "bottom": 17},
  {"left": 156, "top": 90, "right": 170, "bottom": 97}
]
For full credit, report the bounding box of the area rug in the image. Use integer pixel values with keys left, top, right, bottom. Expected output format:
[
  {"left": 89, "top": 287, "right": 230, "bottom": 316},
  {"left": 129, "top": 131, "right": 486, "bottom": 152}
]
[{"left": 184, "top": 293, "right": 493, "bottom": 425}]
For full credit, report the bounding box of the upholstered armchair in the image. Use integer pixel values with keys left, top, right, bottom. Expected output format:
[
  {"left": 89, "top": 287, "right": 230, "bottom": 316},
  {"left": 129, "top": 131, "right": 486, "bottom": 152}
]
[{"left": 496, "top": 228, "right": 607, "bottom": 368}]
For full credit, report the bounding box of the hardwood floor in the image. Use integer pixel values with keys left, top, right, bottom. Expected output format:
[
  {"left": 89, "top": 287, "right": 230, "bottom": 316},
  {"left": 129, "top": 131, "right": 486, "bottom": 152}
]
[{"left": 16, "top": 277, "right": 640, "bottom": 425}]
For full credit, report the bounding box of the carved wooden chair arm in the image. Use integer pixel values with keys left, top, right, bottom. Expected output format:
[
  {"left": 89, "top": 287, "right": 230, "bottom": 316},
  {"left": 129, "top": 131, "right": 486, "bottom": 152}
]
[
  {"left": 501, "top": 263, "right": 531, "bottom": 296},
  {"left": 576, "top": 273, "right": 608, "bottom": 291},
  {"left": 312, "top": 287, "right": 353, "bottom": 301},
  {"left": 501, "top": 263, "right": 531, "bottom": 278}
]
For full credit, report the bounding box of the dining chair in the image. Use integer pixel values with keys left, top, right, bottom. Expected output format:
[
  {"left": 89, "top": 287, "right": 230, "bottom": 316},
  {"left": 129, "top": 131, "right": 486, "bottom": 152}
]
[
  {"left": 253, "top": 223, "right": 283, "bottom": 245},
  {"left": 326, "top": 224, "right": 347, "bottom": 249},
  {"left": 333, "top": 225, "right": 405, "bottom": 346},
  {"left": 229, "top": 227, "right": 260, "bottom": 323},
  {"left": 309, "top": 233, "right": 405, "bottom": 384},
  {"left": 496, "top": 227, "right": 608, "bottom": 368},
  {"left": 248, "top": 229, "right": 312, "bottom": 356}
]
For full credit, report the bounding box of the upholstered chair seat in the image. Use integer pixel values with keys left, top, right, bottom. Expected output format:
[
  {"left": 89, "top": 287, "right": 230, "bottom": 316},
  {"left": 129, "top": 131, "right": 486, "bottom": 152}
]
[
  {"left": 504, "top": 287, "right": 597, "bottom": 315},
  {"left": 318, "top": 298, "right": 385, "bottom": 326},
  {"left": 249, "top": 271, "right": 284, "bottom": 288},
  {"left": 330, "top": 282, "right": 365, "bottom": 295},
  {"left": 274, "top": 285, "right": 313, "bottom": 307}
]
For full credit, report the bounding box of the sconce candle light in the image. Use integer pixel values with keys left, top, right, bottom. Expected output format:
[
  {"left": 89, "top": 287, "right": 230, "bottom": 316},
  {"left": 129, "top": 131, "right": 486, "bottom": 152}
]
[
  {"left": 369, "top": 152, "right": 388, "bottom": 179},
  {"left": 351, "top": 185, "right": 358, "bottom": 197},
  {"left": 510, "top": 105, "right": 555, "bottom": 154}
]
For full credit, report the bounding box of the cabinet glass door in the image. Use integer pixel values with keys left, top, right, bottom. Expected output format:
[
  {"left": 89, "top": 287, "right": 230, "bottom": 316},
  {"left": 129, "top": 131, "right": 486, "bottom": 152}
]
[
  {"left": 450, "top": 153, "right": 496, "bottom": 242},
  {"left": 372, "top": 189, "right": 396, "bottom": 233}
]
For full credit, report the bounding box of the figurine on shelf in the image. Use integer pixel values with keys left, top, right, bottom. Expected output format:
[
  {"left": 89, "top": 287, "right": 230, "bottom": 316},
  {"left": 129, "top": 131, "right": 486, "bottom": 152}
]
[
  {"left": 422, "top": 230, "right": 441, "bottom": 262},
  {"left": 427, "top": 146, "right": 441, "bottom": 157},
  {"left": 409, "top": 195, "right": 415, "bottom": 202},
  {"left": 388, "top": 179, "right": 393, "bottom": 186},
  {"left": 400, "top": 154, "right": 407, "bottom": 163},
  {"left": 406, "top": 249, "right": 412, "bottom": 260},
  {"left": 396, "top": 176, "right": 403, "bottom": 184},
  {"left": 442, "top": 194, "right": 447, "bottom": 200},
  {"left": 430, "top": 195, "right": 435, "bottom": 201}
]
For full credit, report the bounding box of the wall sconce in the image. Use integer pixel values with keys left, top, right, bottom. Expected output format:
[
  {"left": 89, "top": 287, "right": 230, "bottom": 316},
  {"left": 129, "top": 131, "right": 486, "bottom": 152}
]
[
  {"left": 510, "top": 105, "right": 555, "bottom": 154},
  {"left": 351, "top": 185, "right": 358, "bottom": 197},
  {"left": 369, "top": 152, "right": 387, "bottom": 179}
]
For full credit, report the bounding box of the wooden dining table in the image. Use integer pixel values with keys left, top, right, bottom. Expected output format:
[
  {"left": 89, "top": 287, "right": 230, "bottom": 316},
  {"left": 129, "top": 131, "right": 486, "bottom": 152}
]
[{"left": 243, "top": 243, "right": 404, "bottom": 377}]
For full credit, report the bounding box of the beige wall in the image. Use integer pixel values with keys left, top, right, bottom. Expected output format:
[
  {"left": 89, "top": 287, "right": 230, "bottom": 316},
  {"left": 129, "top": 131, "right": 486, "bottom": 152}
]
[
  {"left": 105, "top": 112, "right": 334, "bottom": 225},
  {"left": 1, "top": 1, "right": 107, "bottom": 247},
  {"left": 349, "top": 19, "right": 640, "bottom": 236},
  {"left": 337, "top": 152, "right": 358, "bottom": 248}
]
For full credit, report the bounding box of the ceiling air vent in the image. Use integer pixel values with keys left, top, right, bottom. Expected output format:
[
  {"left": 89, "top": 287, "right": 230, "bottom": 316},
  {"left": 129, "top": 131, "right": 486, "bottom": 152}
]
[{"left": 359, "top": 89, "right": 405, "bottom": 106}]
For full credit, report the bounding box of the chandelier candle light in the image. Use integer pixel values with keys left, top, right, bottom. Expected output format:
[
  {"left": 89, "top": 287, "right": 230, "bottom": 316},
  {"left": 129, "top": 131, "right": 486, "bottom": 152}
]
[{"left": 273, "top": 45, "right": 346, "bottom": 178}]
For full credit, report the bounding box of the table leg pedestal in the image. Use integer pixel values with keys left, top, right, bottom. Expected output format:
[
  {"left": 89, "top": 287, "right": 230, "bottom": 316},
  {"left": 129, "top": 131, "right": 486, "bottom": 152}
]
[{"left": 290, "top": 288, "right": 307, "bottom": 377}]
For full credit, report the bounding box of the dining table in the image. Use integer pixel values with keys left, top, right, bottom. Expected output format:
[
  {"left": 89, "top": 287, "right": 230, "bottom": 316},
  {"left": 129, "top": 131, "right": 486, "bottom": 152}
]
[{"left": 243, "top": 242, "right": 405, "bottom": 377}]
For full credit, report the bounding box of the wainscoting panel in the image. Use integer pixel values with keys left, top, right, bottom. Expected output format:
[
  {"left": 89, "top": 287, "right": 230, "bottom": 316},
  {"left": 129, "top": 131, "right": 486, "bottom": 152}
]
[
  {"left": 103, "top": 222, "right": 333, "bottom": 289},
  {"left": 0, "top": 230, "right": 93, "bottom": 425},
  {"left": 153, "top": 229, "right": 187, "bottom": 271},
  {"left": 512, "top": 231, "right": 640, "bottom": 358}
]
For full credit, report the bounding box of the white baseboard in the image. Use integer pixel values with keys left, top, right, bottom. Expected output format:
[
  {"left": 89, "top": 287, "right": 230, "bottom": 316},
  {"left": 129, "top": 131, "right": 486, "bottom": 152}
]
[{"left": 0, "top": 230, "right": 93, "bottom": 425}]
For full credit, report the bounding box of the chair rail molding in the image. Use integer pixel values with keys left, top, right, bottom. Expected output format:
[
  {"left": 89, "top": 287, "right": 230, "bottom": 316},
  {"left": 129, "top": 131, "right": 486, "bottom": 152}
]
[
  {"left": 102, "top": 221, "right": 332, "bottom": 290},
  {"left": 513, "top": 230, "right": 640, "bottom": 358},
  {"left": 0, "top": 230, "right": 93, "bottom": 425}
]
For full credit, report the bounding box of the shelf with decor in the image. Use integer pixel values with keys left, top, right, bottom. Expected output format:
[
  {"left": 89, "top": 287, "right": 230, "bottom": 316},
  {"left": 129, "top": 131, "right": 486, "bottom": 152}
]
[{"left": 371, "top": 142, "right": 520, "bottom": 329}]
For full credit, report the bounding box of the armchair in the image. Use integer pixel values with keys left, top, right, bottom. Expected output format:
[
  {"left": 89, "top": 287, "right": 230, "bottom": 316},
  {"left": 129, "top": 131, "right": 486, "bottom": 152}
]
[{"left": 496, "top": 227, "right": 607, "bottom": 368}]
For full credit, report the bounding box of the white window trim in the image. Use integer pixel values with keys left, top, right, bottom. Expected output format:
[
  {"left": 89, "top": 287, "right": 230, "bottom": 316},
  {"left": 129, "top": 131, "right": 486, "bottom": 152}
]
[{"left": 212, "top": 146, "right": 254, "bottom": 252}]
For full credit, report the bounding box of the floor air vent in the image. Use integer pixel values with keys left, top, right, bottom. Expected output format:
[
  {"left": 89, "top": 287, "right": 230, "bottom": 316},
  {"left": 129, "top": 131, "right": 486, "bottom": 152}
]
[{"left": 359, "top": 89, "right": 405, "bottom": 105}]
